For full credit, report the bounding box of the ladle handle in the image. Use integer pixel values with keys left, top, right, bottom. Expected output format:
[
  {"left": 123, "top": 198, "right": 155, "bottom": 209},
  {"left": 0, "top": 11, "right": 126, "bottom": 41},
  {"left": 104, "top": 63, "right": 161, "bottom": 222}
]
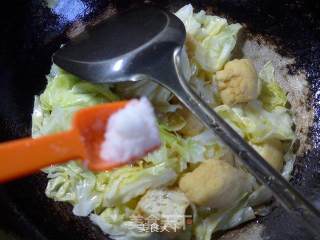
[{"left": 172, "top": 48, "right": 320, "bottom": 238}]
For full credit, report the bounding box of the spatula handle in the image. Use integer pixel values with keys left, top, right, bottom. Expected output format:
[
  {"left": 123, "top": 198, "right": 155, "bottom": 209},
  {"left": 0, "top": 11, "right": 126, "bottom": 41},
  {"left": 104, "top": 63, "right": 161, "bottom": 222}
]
[{"left": 0, "top": 130, "right": 84, "bottom": 183}]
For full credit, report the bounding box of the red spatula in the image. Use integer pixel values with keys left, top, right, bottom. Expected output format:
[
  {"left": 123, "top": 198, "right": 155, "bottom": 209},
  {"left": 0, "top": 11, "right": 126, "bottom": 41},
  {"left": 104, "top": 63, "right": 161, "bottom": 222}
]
[{"left": 0, "top": 101, "right": 129, "bottom": 183}]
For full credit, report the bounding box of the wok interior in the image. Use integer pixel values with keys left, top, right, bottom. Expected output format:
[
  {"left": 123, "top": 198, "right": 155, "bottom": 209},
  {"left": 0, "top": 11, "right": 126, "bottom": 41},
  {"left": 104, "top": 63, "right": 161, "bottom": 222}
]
[{"left": 0, "top": 1, "right": 319, "bottom": 240}]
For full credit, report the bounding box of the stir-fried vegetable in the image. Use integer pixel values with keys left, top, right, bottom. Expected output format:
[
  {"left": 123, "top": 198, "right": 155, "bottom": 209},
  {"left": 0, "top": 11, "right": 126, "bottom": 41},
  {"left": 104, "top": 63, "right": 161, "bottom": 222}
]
[{"left": 32, "top": 4, "right": 296, "bottom": 240}]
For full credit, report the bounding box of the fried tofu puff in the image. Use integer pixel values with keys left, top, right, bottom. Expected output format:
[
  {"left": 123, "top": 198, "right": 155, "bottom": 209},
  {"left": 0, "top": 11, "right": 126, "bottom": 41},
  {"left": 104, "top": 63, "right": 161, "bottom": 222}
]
[
  {"left": 252, "top": 140, "right": 284, "bottom": 171},
  {"left": 216, "top": 59, "right": 260, "bottom": 105},
  {"left": 179, "top": 160, "right": 254, "bottom": 209},
  {"left": 134, "top": 188, "right": 190, "bottom": 232}
]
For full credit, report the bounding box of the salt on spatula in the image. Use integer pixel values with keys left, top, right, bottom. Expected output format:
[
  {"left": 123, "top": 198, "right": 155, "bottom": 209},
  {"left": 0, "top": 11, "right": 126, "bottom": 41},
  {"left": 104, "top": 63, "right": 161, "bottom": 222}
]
[
  {"left": 0, "top": 98, "right": 161, "bottom": 183},
  {"left": 100, "top": 97, "right": 160, "bottom": 166}
]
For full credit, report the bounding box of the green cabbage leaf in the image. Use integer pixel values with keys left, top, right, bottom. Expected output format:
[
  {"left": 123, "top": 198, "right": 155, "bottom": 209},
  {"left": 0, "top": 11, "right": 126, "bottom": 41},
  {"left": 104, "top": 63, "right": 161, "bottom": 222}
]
[
  {"left": 258, "top": 61, "right": 287, "bottom": 111},
  {"left": 195, "top": 194, "right": 255, "bottom": 240},
  {"left": 145, "top": 126, "right": 206, "bottom": 172},
  {"left": 215, "top": 101, "right": 294, "bottom": 143},
  {"left": 175, "top": 4, "right": 242, "bottom": 72}
]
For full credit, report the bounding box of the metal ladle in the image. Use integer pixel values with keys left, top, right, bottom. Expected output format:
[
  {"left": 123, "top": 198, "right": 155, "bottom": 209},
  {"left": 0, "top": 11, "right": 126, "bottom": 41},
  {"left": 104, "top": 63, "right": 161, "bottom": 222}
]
[{"left": 53, "top": 7, "right": 320, "bottom": 237}]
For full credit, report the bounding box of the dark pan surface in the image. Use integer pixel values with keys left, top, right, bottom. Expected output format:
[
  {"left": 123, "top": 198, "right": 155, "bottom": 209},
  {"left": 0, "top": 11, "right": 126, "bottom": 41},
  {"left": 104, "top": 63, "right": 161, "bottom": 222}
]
[{"left": 0, "top": 0, "right": 320, "bottom": 239}]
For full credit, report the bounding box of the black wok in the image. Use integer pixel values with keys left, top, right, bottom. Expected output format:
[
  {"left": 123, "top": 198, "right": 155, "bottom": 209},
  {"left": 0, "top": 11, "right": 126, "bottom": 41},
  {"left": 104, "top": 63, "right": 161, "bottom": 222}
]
[{"left": 1, "top": 0, "right": 320, "bottom": 239}]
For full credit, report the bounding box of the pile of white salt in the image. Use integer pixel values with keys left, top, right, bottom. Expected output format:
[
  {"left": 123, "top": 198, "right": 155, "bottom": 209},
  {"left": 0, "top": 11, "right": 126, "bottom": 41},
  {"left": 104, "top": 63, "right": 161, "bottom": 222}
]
[{"left": 100, "top": 97, "right": 161, "bottom": 164}]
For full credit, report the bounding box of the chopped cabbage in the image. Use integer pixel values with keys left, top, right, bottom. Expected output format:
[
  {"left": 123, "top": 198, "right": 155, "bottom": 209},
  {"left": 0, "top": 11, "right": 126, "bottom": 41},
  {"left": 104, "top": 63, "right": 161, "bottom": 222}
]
[
  {"left": 145, "top": 126, "right": 206, "bottom": 172},
  {"left": 176, "top": 4, "right": 242, "bottom": 72},
  {"left": 90, "top": 207, "right": 152, "bottom": 240},
  {"left": 189, "top": 76, "right": 218, "bottom": 106},
  {"left": 195, "top": 194, "right": 255, "bottom": 240},
  {"left": 191, "top": 130, "right": 233, "bottom": 161},
  {"left": 240, "top": 101, "right": 294, "bottom": 143},
  {"left": 195, "top": 24, "right": 242, "bottom": 72},
  {"left": 40, "top": 68, "right": 117, "bottom": 111},
  {"left": 32, "top": 66, "right": 118, "bottom": 136},
  {"left": 215, "top": 105, "right": 247, "bottom": 137},
  {"left": 248, "top": 151, "right": 296, "bottom": 207},
  {"left": 90, "top": 205, "right": 193, "bottom": 240},
  {"left": 215, "top": 101, "right": 294, "bottom": 143},
  {"left": 44, "top": 161, "right": 104, "bottom": 216},
  {"left": 175, "top": 4, "right": 202, "bottom": 35},
  {"left": 104, "top": 163, "right": 177, "bottom": 207},
  {"left": 259, "top": 61, "right": 287, "bottom": 111}
]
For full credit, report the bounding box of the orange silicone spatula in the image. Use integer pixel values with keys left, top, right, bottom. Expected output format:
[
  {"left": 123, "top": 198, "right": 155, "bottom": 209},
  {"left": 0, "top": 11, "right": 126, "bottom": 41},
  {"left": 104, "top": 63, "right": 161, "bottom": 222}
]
[{"left": 0, "top": 101, "right": 129, "bottom": 183}]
